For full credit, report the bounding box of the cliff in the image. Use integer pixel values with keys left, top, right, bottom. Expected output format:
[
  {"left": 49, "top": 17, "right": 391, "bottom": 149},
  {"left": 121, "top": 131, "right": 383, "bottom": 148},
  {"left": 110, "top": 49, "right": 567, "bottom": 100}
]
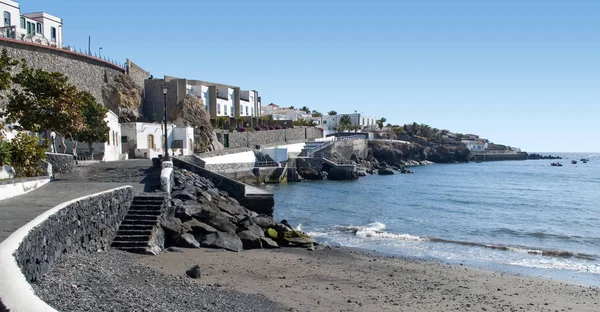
[{"left": 171, "top": 95, "right": 223, "bottom": 152}]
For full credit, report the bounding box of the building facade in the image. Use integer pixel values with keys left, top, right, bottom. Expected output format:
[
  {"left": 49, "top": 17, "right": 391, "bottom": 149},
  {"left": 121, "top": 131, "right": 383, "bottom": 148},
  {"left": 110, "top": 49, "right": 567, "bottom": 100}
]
[
  {"left": 309, "top": 113, "right": 378, "bottom": 131},
  {"left": 461, "top": 139, "right": 488, "bottom": 151},
  {"left": 0, "top": 0, "right": 63, "bottom": 48},
  {"left": 121, "top": 122, "right": 194, "bottom": 159},
  {"left": 144, "top": 76, "right": 261, "bottom": 123}
]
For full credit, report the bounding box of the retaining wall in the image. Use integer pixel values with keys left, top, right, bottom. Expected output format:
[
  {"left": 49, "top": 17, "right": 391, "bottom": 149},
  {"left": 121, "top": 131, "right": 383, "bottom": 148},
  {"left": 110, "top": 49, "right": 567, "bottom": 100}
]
[
  {"left": 0, "top": 38, "right": 125, "bottom": 108},
  {"left": 45, "top": 153, "right": 75, "bottom": 175},
  {"left": 225, "top": 128, "right": 323, "bottom": 149},
  {"left": 324, "top": 139, "right": 368, "bottom": 159},
  {"left": 0, "top": 176, "right": 51, "bottom": 202},
  {"left": 0, "top": 186, "right": 133, "bottom": 311}
]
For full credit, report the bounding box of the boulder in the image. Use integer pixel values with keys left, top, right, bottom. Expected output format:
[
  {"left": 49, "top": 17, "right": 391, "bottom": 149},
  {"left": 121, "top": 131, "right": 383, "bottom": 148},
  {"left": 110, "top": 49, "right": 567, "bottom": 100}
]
[
  {"left": 200, "top": 232, "right": 243, "bottom": 252},
  {"left": 238, "top": 230, "right": 263, "bottom": 250},
  {"left": 282, "top": 230, "right": 317, "bottom": 246},
  {"left": 175, "top": 203, "right": 204, "bottom": 221},
  {"left": 167, "top": 247, "right": 183, "bottom": 252},
  {"left": 178, "top": 233, "right": 201, "bottom": 248},
  {"left": 327, "top": 167, "right": 358, "bottom": 181},
  {"left": 183, "top": 219, "right": 218, "bottom": 236},
  {"left": 260, "top": 237, "right": 280, "bottom": 249},
  {"left": 172, "top": 190, "right": 197, "bottom": 201},
  {"left": 253, "top": 215, "right": 275, "bottom": 229},
  {"left": 204, "top": 215, "right": 237, "bottom": 233},
  {"left": 378, "top": 168, "right": 395, "bottom": 175},
  {"left": 161, "top": 217, "right": 187, "bottom": 246},
  {"left": 244, "top": 224, "right": 265, "bottom": 238},
  {"left": 217, "top": 202, "right": 247, "bottom": 217},
  {"left": 186, "top": 265, "right": 201, "bottom": 279}
]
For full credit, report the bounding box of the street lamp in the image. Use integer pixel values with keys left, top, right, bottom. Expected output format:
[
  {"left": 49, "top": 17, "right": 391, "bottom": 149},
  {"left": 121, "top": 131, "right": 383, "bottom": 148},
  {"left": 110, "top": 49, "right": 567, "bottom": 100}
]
[
  {"left": 162, "top": 84, "right": 169, "bottom": 160},
  {"left": 99, "top": 47, "right": 102, "bottom": 58}
]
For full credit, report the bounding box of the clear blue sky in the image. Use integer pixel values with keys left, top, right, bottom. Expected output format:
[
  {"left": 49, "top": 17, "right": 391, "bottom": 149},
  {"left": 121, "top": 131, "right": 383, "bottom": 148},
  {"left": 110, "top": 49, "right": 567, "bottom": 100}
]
[{"left": 21, "top": 0, "right": 600, "bottom": 152}]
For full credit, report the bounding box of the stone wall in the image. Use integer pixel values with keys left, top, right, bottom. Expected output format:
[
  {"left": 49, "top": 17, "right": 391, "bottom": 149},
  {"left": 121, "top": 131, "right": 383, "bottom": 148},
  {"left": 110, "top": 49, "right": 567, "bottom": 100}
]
[
  {"left": 14, "top": 187, "right": 133, "bottom": 282},
  {"left": 225, "top": 128, "right": 322, "bottom": 149},
  {"left": 0, "top": 38, "right": 125, "bottom": 108},
  {"left": 324, "top": 139, "right": 368, "bottom": 159},
  {"left": 45, "top": 153, "right": 75, "bottom": 175},
  {"left": 126, "top": 59, "right": 150, "bottom": 91},
  {"left": 172, "top": 157, "right": 246, "bottom": 201}
]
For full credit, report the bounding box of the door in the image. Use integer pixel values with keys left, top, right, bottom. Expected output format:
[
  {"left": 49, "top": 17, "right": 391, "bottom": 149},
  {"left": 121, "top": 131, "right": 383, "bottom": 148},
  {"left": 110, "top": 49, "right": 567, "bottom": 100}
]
[
  {"left": 147, "top": 135, "right": 154, "bottom": 150},
  {"left": 223, "top": 133, "right": 229, "bottom": 148}
]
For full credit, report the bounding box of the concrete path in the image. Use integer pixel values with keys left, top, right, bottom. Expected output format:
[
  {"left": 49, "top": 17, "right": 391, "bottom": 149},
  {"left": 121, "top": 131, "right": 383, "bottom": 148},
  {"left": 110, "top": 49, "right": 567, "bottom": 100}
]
[{"left": 0, "top": 159, "right": 160, "bottom": 243}]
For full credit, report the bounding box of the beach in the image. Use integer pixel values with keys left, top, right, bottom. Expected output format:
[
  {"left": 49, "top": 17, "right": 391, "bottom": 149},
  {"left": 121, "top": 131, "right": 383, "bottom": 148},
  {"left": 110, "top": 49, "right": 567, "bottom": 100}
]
[{"left": 140, "top": 246, "right": 600, "bottom": 312}]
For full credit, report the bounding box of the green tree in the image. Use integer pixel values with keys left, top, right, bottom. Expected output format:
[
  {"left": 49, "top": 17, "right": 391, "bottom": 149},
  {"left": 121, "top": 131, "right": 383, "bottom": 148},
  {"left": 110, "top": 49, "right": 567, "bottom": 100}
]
[
  {"left": 327, "top": 110, "right": 337, "bottom": 116},
  {"left": 311, "top": 110, "right": 323, "bottom": 117},
  {"left": 6, "top": 61, "right": 85, "bottom": 152},
  {"left": 338, "top": 114, "right": 352, "bottom": 131},
  {"left": 74, "top": 91, "right": 109, "bottom": 159},
  {"left": 377, "top": 117, "right": 387, "bottom": 130},
  {"left": 9, "top": 133, "right": 48, "bottom": 177},
  {"left": 0, "top": 140, "right": 11, "bottom": 166},
  {"left": 216, "top": 116, "right": 228, "bottom": 129},
  {"left": 289, "top": 106, "right": 295, "bottom": 110},
  {"left": 301, "top": 106, "right": 310, "bottom": 113},
  {"left": 420, "top": 123, "right": 433, "bottom": 138},
  {"left": 0, "top": 48, "right": 19, "bottom": 96}
]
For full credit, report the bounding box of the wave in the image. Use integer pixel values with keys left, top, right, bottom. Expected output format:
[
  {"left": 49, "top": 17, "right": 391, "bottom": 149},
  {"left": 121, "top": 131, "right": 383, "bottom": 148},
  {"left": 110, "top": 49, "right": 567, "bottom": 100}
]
[
  {"left": 490, "top": 228, "right": 585, "bottom": 241},
  {"left": 320, "top": 222, "right": 597, "bottom": 261}
]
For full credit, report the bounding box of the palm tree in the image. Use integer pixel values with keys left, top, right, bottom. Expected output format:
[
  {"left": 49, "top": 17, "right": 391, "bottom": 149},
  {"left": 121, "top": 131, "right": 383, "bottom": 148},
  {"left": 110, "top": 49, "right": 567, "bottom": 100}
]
[
  {"left": 327, "top": 110, "right": 337, "bottom": 116},
  {"left": 377, "top": 117, "right": 387, "bottom": 131},
  {"left": 339, "top": 114, "right": 352, "bottom": 132}
]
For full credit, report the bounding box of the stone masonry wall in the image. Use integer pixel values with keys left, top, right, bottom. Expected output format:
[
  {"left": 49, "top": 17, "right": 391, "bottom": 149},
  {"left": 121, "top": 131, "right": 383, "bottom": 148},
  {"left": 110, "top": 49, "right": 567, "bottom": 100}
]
[
  {"left": 45, "top": 153, "right": 75, "bottom": 175},
  {"left": 226, "top": 128, "right": 321, "bottom": 149},
  {"left": 14, "top": 187, "right": 133, "bottom": 282},
  {"left": 0, "top": 38, "right": 125, "bottom": 108},
  {"left": 126, "top": 59, "right": 150, "bottom": 91}
]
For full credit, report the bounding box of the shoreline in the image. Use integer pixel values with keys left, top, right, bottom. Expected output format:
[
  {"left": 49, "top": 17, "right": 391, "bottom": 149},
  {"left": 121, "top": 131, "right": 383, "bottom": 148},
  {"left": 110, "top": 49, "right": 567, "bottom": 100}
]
[{"left": 139, "top": 246, "right": 600, "bottom": 312}]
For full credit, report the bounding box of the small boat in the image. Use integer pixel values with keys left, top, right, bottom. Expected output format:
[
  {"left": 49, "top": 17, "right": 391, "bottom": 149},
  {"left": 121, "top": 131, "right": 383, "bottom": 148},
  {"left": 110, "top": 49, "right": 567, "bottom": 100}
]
[
  {"left": 581, "top": 158, "right": 589, "bottom": 163},
  {"left": 551, "top": 162, "right": 563, "bottom": 167},
  {"left": 572, "top": 160, "right": 578, "bottom": 164}
]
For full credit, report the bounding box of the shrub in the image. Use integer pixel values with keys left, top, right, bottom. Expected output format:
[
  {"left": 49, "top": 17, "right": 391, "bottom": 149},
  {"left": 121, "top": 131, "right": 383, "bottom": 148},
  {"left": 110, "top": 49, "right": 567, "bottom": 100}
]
[
  {"left": 0, "top": 139, "right": 11, "bottom": 166},
  {"left": 254, "top": 126, "right": 261, "bottom": 131},
  {"left": 10, "top": 133, "right": 48, "bottom": 177},
  {"left": 268, "top": 126, "right": 275, "bottom": 130},
  {"left": 241, "top": 127, "right": 248, "bottom": 132},
  {"left": 275, "top": 125, "right": 282, "bottom": 130}
]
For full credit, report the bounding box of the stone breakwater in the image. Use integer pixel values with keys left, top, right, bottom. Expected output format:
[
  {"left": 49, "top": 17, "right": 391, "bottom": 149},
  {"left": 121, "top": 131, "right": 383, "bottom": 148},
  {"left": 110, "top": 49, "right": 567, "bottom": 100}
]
[
  {"left": 161, "top": 168, "right": 316, "bottom": 252},
  {"left": 15, "top": 187, "right": 133, "bottom": 283}
]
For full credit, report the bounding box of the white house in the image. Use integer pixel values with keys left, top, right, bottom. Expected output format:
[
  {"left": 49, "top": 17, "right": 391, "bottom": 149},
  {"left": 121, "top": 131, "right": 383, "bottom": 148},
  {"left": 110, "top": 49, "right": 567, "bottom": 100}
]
[
  {"left": 184, "top": 81, "right": 260, "bottom": 119},
  {"left": 310, "top": 113, "right": 378, "bottom": 131},
  {"left": 461, "top": 139, "right": 488, "bottom": 152},
  {"left": 63, "top": 111, "right": 123, "bottom": 161},
  {"left": 121, "top": 122, "right": 194, "bottom": 159},
  {"left": 239, "top": 90, "right": 259, "bottom": 118},
  {"left": 260, "top": 104, "right": 312, "bottom": 121},
  {"left": 0, "top": 0, "right": 63, "bottom": 48}
]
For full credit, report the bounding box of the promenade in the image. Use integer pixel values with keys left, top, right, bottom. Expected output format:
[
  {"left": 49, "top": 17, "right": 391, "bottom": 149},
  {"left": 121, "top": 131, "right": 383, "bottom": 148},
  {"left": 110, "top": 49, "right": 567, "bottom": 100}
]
[{"left": 0, "top": 160, "right": 157, "bottom": 243}]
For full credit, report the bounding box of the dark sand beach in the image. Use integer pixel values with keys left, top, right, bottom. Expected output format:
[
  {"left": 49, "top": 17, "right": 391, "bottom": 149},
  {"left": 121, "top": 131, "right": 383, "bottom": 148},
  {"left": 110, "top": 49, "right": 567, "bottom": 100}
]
[{"left": 140, "top": 246, "right": 600, "bottom": 312}]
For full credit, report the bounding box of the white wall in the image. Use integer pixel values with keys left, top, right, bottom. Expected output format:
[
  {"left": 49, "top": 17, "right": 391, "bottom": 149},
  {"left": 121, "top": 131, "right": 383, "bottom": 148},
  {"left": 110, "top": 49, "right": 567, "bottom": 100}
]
[
  {"left": 0, "top": 177, "right": 50, "bottom": 201},
  {"left": 121, "top": 122, "right": 194, "bottom": 159},
  {"left": 187, "top": 84, "right": 210, "bottom": 113},
  {"left": 202, "top": 151, "right": 255, "bottom": 165}
]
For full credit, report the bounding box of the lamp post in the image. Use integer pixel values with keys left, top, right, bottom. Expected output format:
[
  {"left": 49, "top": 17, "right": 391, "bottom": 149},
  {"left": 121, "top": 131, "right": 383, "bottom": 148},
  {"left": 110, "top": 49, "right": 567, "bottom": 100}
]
[
  {"left": 162, "top": 84, "right": 169, "bottom": 160},
  {"left": 99, "top": 47, "right": 102, "bottom": 58}
]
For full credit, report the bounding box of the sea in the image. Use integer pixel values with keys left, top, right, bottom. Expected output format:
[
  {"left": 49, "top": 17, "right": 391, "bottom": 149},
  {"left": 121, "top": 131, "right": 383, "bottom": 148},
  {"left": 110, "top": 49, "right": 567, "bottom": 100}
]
[{"left": 264, "top": 153, "right": 600, "bottom": 286}]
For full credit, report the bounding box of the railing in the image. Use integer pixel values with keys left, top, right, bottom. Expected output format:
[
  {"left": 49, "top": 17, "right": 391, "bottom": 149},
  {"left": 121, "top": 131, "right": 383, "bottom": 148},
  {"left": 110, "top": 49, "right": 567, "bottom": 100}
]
[
  {"left": 0, "top": 26, "right": 126, "bottom": 70},
  {"left": 312, "top": 153, "right": 355, "bottom": 166}
]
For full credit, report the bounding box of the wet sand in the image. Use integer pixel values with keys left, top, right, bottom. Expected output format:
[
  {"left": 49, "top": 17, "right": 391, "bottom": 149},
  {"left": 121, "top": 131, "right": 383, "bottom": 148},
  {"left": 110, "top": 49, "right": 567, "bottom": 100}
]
[{"left": 139, "top": 247, "right": 600, "bottom": 312}]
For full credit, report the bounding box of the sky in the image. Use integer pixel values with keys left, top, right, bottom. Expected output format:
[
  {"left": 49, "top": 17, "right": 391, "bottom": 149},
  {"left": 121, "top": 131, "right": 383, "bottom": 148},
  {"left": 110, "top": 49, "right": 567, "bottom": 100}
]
[{"left": 20, "top": 0, "right": 600, "bottom": 152}]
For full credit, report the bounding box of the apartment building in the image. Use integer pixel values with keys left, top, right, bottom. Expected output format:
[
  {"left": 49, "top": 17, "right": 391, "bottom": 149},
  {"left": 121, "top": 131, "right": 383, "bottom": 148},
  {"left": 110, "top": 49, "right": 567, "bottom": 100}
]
[
  {"left": 310, "top": 113, "right": 378, "bottom": 130},
  {"left": 0, "top": 0, "right": 63, "bottom": 47},
  {"left": 260, "top": 104, "right": 312, "bottom": 121},
  {"left": 144, "top": 76, "right": 260, "bottom": 122}
]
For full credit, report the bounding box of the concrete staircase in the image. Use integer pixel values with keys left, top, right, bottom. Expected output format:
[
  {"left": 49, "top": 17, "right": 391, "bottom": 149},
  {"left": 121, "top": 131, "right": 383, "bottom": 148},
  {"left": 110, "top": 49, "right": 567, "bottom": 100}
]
[
  {"left": 111, "top": 195, "right": 165, "bottom": 254},
  {"left": 265, "top": 162, "right": 289, "bottom": 183},
  {"left": 300, "top": 140, "right": 335, "bottom": 157}
]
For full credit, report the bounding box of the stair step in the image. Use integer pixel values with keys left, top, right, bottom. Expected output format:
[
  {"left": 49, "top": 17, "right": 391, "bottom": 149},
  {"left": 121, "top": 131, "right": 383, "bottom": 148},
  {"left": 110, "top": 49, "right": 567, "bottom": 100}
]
[
  {"left": 113, "top": 235, "right": 150, "bottom": 242},
  {"left": 121, "top": 219, "right": 158, "bottom": 226},
  {"left": 112, "top": 246, "right": 148, "bottom": 254},
  {"left": 124, "top": 214, "right": 160, "bottom": 221},
  {"left": 117, "top": 229, "right": 153, "bottom": 236},
  {"left": 118, "top": 224, "right": 154, "bottom": 231},
  {"left": 111, "top": 241, "right": 149, "bottom": 248},
  {"left": 128, "top": 210, "right": 161, "bottom": 216}
]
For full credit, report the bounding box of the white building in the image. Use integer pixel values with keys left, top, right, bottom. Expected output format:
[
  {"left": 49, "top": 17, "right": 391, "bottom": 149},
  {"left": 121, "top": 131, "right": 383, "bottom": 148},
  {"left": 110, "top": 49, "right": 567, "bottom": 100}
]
[
  {"left": 310, "top": 113, "right": 378, "bottom": 131},
  {"left": 461, "top": 139, "right": 488, "bottom": 152},
  {"left": 183, "top": 80, "right": 260, "bottom": 119},
  {"left": 260, "top": 104, "right": 312, "bottom": 121},
  {"left": 121, "top": 122, "right": 194, "bottom": 159},
  {"left": 239, "top": 90, "right": 259, "bottom": 118},
  {"left": 0, "top": 0, "right": 63, "bottom": 48},
  {"left": 63, "top": 111, "right": 123, "bottom": 161}
]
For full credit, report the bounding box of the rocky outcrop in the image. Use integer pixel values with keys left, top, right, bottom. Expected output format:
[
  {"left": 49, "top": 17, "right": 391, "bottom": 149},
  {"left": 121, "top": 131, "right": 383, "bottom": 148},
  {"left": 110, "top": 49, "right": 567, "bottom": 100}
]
[
  {"left": 295, "top": 157, "right": 325, "bottom": 180},
  {"left": 101, "top": 73, "right": 142, "bottom": 121},
  {"left": 171, "top": 95, "right": 223, "bottom": 153},
  {"left": 161, "top": 168, "right": 316, "bottom": 251}
]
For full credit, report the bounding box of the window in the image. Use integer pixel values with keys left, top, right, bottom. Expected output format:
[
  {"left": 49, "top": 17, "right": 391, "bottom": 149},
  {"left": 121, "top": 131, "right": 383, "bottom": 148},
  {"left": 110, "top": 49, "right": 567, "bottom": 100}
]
[
  {"left": 50, "top": 27, "right": 57, "bottom": 41},
  {"left": 26, "top": 21, "right": 34, "bottom": 35},
  {"left": 20, "top": 17, "right": 25, "bottom": 29},
  {"left": 246, "top": 106, "right": 248, "bottom": 115},
  {"left": 251, "top": 107, "right": 254, "bottom": 116},
  {"left": 36, "top": 22, "right": 42, "bottom": 34},
  {"left": 147, "top": 135, "right": 155, "bottom": 149},
  {"left": 172, "top": 140, "right": 183, "bottom": 149},
  {"left": 107, "top": 130, "right": 111, "bottom": 145},
  {"left": 217, "top": 104, "right": 221, "bottom": 114},
  {"left": 224, "top": 105, "right": 228, "bottom": 116},
  {"left": 3, "top": 11, "right": 10, "bottom": 27},
  {"left": 121, "top": 136, "right": 128, "bottom": 143},
  {"left": 323, "top": 120, "right": 327, "bottom": 125}
]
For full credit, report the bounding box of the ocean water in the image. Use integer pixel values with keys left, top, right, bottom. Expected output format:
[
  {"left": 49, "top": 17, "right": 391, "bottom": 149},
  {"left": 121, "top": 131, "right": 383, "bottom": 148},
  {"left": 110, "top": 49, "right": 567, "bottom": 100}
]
[{"left": 265, "top": 153, "right": 600, "bottom": 286}]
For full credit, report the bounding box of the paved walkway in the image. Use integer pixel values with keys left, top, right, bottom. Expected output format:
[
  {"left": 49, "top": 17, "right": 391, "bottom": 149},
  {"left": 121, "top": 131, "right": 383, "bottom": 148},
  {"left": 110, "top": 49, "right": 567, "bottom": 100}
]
[{"left": 0, "top": 160, "right": 159, "bottom": 243}]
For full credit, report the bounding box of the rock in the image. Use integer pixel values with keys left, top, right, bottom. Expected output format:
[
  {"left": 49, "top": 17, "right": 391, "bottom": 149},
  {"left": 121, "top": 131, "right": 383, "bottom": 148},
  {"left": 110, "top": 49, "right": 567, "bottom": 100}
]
[
  {"left": 260, "top": 237, "right": 280, "bottom": 249},
  {"left": 161, "top": 217, "right": 187, "bottom": 246},
  {"left": 204, "top": 215, "right": 237, "bottom": 233},
  {"left": 217, "top": 202, "right": 247, "bottom": 217},
  {"left": 199, "top": 191, "right": 212, "bottom": 202},
  {"left": 327, "top": 167, "right": 358, "bottom": 181},
  {"left": 244, "top": 224, "right": 265, "bottom": 238},
  {"left": 218, "top": 190, "right": 229, "bottom": 197},
  {"left": 172, "top": 190, "right": 197, "bottom": 201},
  {"left": 207, "top": 188, "right": 221, "bottom": 198},
  {"left": 183, "top": 219, "right": 218, "bottom": 236},
  {"left": 200, "top": 232, "right": 243, "bottom": 252},
  {"left": 378, "top": 168, "right": 395, "bottom": 175},
  {"left": 356, "top": 170, "right": 367, "bottom": 177},
  {"left": 266, "top": 228, "right": 278, "bottom": 239},
  {"left": 175, "top": 204, "right": 203, "bottom": 221},
  {"left": 147, "top": 227, "right": 165, "bottom": 255},
  {"left": 296, "top": 158, "right": 324, "bottom": 180},
  {"left": 191, "top": 204, "right": 221, "bottom": 220},
  {"left": 238, "top": 230, "right": 263, "bottom": 250},
  {"left": 185, "top": 265, "right": 201, "bottom": 279},
  {"left": 167, "top": 247, "right": 183, "bottom": 252},
  {"left": 282, "top": 231, "right": 317, "bottom": 246},
  {"left": 274, "top": 223, "right": 293, "bottom": 236},
  {"left": 171, "top": 199, "right": 183, "bottom": 207},
  {"left": 253, "top": 215, "right": 275, "bottom": 229},
  {"left": 177, "top": 233, "right": 201, "bottom": 248}
]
